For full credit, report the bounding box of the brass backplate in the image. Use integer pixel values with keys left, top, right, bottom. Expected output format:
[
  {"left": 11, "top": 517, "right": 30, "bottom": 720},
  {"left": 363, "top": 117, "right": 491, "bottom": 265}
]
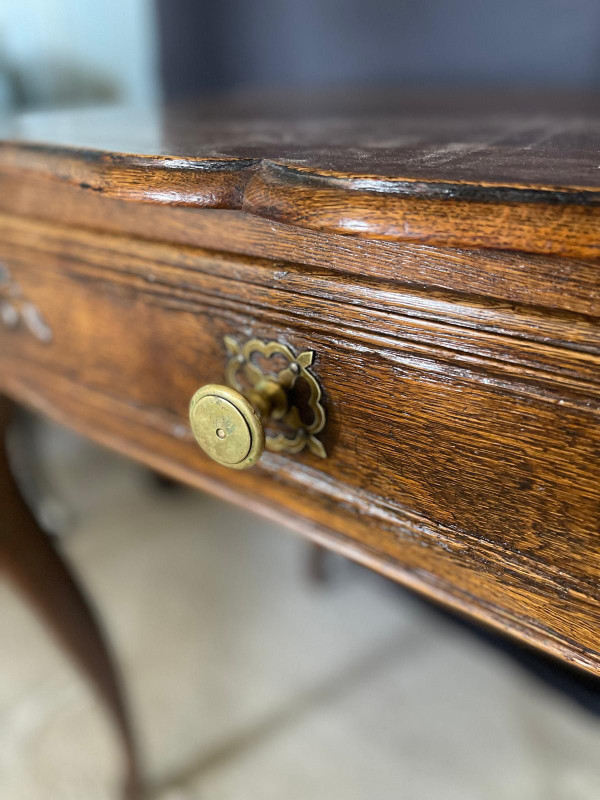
[{"left": 224, "top": 336, "right": 327, "bottom": 458}]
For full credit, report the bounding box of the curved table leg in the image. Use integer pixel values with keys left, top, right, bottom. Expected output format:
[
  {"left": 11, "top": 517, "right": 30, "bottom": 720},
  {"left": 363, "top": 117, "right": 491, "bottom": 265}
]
[{"left": 0, "top": 397, "right": 141, "bottom": 799}]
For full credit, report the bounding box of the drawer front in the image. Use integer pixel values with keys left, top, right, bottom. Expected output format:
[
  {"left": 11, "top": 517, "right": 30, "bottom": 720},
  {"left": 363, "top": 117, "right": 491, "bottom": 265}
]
[{"left": 1, "top": 214, "right": 599, "bottom": 672}]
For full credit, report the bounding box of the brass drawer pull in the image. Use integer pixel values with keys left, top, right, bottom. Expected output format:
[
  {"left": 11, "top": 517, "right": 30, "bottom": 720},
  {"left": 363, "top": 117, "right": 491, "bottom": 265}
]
[
  {"left": 189, "top": 384, "right": 264, "bottom": 469},
  {"left": 189, "top": 336, "right": 326, "bottom": 469}
]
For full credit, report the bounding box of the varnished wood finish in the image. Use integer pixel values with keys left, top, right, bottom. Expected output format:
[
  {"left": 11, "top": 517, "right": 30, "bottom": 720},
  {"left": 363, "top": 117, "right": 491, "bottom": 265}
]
[
  {"left": 0, "top": 397, "right": 141, "bottom": 799},
  {"left": 3, "top": 94, "right": 600, "bottom": 258},
  {"left": 0, "top": 199, "right": 598, "bottom": 673},
  {"left": 0, "top": 97, "right": 598, "bottom": 676},
  {"left": 0, "top": 179, "right": 598, "bottom": 318}
]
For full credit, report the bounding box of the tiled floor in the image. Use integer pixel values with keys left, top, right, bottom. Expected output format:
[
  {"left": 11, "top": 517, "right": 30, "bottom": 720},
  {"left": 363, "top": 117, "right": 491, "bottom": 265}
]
[{"left": 2, "top": 419, "right": 600, "bottom": 799}]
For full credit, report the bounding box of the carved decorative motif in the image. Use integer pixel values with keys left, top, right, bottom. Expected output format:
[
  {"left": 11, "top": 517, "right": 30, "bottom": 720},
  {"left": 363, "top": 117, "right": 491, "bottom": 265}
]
[
  {"left": 0, "top": 263, "right": 52, "bottom": 343},
  {"left": 224, "top": 336, "right": 327, "bottom": 458}
]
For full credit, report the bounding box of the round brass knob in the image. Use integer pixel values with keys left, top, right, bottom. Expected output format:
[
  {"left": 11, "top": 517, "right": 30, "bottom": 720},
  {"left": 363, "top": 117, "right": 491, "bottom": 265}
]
[{"left": 189, "top": 384, "right": 265, "bottom": 469}]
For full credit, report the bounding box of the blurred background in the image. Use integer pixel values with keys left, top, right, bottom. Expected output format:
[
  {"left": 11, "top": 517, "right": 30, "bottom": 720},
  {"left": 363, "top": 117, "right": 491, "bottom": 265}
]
[
  {"left": 2, "top": 0, "right": 600, "bottom": 112},
  {"left": 1, "top": 1, "right": 600, "bottom": 798}
]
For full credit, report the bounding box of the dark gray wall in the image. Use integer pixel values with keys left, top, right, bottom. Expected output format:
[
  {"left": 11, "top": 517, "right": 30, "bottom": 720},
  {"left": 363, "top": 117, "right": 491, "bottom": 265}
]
[{"left": 158, "top": 0, "right": 600, "bottom": 96}]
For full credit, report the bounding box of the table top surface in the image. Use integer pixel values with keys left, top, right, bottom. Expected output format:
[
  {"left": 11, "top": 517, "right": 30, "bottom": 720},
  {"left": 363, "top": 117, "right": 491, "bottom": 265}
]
[
  {"left": 4, "top": 89, "right": 600, "bottom": 194},
  {"left": 3, "top": 90, "right": 600, "bottom": 258}
]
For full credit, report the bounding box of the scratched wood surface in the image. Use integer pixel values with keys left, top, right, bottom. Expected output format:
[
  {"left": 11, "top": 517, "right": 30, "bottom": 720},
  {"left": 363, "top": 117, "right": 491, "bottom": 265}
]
[
  {"left": 3, "top": 93, "right": 600, "bottom": 257},
  {"left": 0, "top": 205, "right": 599, "bottom": 673}
]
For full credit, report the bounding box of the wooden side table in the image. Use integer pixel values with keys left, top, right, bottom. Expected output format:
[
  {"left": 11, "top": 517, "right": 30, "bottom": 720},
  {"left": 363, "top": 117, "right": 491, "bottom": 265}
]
[{"left": 1, "top": 93, "right": 599, "bottom": 797}]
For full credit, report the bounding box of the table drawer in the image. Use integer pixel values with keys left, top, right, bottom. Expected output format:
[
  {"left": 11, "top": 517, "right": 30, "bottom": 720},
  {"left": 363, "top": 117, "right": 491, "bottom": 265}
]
[{"left": 1, "top": 213, "right": 599, "bottom": 672}]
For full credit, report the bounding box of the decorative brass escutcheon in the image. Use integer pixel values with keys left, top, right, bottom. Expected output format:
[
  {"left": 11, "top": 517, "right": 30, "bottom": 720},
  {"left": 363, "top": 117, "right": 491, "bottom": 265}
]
[{"left": 189, "top": 336, "right": 327, "bottom": 469}]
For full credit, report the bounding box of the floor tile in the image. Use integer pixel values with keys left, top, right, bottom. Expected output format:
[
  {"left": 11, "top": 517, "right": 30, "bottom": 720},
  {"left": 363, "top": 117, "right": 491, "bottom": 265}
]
[{"left": 174, "top": 632, "right": 600, "bottom": 800}]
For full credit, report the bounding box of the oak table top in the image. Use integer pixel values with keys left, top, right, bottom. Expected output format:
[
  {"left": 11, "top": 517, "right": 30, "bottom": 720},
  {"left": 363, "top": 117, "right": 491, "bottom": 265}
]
[{"left": 3, "top": 90, "right": 600, "bottom": 257}]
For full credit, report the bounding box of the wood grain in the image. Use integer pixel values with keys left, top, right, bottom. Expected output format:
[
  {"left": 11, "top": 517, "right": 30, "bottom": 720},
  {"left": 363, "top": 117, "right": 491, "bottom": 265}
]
[
  {"left": 243, "top": 164, "right": 600, "bottom": 259},
  {"left": 0, "top": 171, "right": 599, "bottom": 318},
  {"left": 1, "top": 214, "right": 599, "bottom": 673},
  {"left": 4, "top": 96, "right": 600, "bottom": 257}
]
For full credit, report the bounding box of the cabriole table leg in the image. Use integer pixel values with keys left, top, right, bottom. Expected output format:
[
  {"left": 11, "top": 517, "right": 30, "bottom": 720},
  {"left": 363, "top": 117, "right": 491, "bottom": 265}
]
[{"left": 0, "top": 396, "right": 141, "bottom": 799}]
